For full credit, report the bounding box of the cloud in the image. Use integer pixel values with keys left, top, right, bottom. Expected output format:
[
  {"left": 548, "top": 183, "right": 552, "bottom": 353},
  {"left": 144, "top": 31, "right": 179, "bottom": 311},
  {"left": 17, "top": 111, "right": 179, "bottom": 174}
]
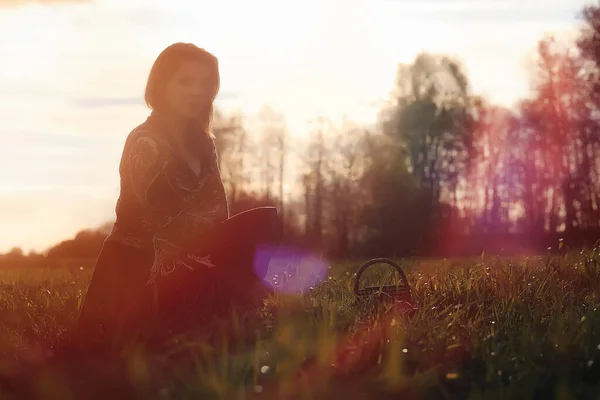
[
  {"left": 69, "top": 92, "right": 240, "bottom": 109},
  {"left": 70, "top": 96, "right": 143, "bottom": 108},
  {"left": 0, "top": 0, "right": 89, "bottom": 8},
  {"left": 382, "top": 0, "right": 586, "bottom": 22},
  {"left": 3, "top": 129, "right": 109, "bottom": 149},
  {"left": 422, "top": 8, "right": 581, "bottom": 23},
  {"left": 120, "top": 5, "right": 198, "bottom": 28},
  {"left": 0, "top": 82, "right": 67, "bottom": 98}
]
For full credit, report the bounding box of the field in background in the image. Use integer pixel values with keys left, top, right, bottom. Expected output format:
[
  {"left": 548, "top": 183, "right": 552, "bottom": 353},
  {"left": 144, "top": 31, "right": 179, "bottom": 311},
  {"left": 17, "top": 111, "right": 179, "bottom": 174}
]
[{"left": 0, "top": 250, "right": 599, "bottom": 399}]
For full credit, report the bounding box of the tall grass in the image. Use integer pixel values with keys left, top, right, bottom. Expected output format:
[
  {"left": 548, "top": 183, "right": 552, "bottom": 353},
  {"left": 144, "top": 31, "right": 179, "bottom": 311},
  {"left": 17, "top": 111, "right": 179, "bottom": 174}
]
[{"left": 0, "top": 249, "right": 599, "bottom": 399}]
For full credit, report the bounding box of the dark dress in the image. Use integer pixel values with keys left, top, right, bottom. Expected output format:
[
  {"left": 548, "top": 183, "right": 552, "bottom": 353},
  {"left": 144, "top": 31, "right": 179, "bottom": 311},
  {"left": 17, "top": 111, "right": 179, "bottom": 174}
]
[{"left": 77, "top": 111, "right": 281, "bottom": 343}]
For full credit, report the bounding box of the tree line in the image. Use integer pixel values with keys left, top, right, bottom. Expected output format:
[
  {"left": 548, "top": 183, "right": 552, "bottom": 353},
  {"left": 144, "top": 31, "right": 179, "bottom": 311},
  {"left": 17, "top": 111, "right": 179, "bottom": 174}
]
[{"left": 4, "top": 3, "right": 600, "bottom": 263}]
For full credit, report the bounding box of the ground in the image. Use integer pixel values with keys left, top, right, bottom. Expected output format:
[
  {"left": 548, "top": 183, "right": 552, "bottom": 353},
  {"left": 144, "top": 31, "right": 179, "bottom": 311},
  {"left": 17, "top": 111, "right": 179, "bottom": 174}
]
[{"left": 0, "top": 248, "right": 599, "bottom": 399}]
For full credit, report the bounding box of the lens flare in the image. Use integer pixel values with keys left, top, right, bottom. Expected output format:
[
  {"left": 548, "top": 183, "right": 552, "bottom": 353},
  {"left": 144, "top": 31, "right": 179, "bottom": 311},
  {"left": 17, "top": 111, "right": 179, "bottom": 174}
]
[{"left": 259, "top": 244, "right": 329, "bottom": 295}]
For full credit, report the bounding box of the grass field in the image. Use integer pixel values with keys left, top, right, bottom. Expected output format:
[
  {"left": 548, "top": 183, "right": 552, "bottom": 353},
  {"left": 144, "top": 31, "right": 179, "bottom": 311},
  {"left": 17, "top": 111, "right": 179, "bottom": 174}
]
[{"left": 0, "top": 248, "right": 599, "bottom": 399}]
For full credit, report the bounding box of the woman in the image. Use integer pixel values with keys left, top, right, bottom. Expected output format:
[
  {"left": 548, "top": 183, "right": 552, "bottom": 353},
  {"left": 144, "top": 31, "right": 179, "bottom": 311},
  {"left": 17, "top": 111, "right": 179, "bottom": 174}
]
[{"left": 78, "top": 43, "right": 281, "bottom": 344}]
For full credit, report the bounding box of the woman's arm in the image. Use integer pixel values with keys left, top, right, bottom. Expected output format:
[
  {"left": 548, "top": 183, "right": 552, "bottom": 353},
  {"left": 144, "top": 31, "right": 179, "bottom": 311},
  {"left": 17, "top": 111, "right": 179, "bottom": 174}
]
[{"left": 126, "top": 130, "right": 190, "bottom": 216}]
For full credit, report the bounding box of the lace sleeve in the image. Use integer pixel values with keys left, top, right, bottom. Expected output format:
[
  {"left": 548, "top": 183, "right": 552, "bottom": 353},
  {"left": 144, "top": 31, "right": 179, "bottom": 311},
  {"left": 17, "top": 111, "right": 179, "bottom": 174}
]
[{"left": 126, "top": 131, "right": 187, "bottom": 215}]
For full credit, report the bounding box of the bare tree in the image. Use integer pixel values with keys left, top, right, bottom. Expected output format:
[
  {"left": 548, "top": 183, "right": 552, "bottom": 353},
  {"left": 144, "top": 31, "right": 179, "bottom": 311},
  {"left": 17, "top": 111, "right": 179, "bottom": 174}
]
[
  {"left": 300, "top": 117, "right": 330, "bottom": 248},
  {"left": 213, "top": 110, "right": 251, "bottom": 207},
  {"left": 325, "top": 121, "right": 369, "bottom": 256},
  {"left": 257, "top": 106, "right": 288, "bottom": 224}
]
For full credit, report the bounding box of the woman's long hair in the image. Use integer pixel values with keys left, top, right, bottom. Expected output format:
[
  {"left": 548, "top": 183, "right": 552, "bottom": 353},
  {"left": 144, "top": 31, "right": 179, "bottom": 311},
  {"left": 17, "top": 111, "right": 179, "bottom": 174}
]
[{"left": 144, "top": 42, "right": 220, "bottom": 138}]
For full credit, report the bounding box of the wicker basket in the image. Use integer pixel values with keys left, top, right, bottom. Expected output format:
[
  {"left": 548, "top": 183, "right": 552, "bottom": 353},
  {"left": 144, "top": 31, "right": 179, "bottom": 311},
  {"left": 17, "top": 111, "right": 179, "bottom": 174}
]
[{"left": 353, "top": 258, "right": 415, "bottom": 314}]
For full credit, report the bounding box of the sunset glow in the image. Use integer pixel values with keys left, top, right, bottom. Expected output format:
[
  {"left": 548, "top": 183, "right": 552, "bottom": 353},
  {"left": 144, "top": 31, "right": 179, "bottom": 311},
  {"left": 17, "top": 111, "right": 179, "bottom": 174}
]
[{"left": 0, "top": 0, "right": 589, "bottom": 252}]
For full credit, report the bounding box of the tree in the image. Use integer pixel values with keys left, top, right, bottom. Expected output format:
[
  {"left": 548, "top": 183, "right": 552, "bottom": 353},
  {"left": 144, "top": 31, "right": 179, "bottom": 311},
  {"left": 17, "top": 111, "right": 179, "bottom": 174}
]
[
  {"left": 301, "top": 117, "right": 330, "bottom": 248},
  {"left": 213, "top": 109, "right": 252, "bottom": 207},
  {"left": 358, "top": 130, "right": 430, "bottom": 257},
  {"left": 524, "top": 35, "right": 597, "bottom": 233},
  {"left": 6, "top": 247, "right": 24, "bottom": 258},
  {"left": 257, "top": 105, "right": 288, "bottom": 224},
  {"left": 577, "top": 3, "right": 600, "bottom": 226},
  {"left": 382, "top": 52, "right": 473, "bottom": 216},
  {"left": 325, "top": 121, "right": 370, "bottom": 257}
]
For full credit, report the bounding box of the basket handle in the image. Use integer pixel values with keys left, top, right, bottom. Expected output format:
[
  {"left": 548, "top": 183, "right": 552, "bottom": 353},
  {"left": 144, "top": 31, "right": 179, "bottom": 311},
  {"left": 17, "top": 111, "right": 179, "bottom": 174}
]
[{"left": 353, "top": 258, "right": 409, "bottom": 295}]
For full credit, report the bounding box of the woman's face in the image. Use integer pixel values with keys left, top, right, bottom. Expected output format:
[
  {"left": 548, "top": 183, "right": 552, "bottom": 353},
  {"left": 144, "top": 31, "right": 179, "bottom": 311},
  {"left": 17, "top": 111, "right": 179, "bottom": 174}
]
[{"left": 164, "top": 60, "right": 215, "bottom": 122}]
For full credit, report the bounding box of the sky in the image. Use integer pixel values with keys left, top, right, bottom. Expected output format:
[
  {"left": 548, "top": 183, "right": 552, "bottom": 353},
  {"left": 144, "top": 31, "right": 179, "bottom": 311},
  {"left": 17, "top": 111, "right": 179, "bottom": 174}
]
[{"left": 0, "top": 0, "right": 591, "bottom": 253}]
